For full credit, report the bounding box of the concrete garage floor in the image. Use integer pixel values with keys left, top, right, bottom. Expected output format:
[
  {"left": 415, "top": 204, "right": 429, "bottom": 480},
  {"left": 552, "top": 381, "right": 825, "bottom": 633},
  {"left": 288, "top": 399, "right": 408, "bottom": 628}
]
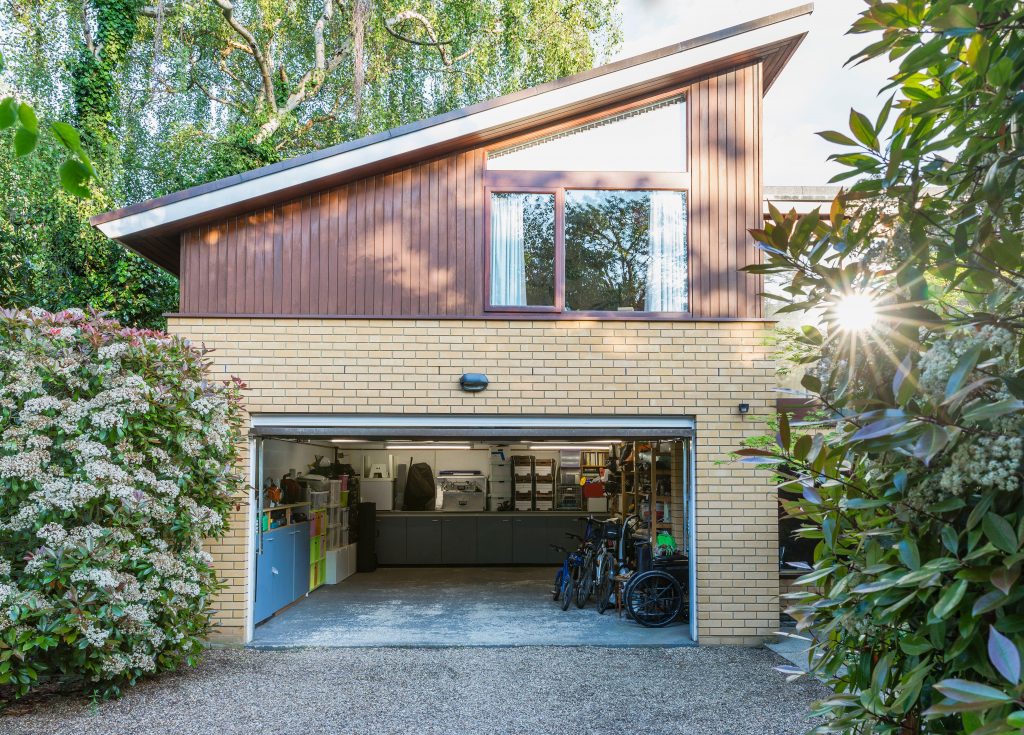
[{"left": 252, "top": 566, "right": 693, "bottom": 648}]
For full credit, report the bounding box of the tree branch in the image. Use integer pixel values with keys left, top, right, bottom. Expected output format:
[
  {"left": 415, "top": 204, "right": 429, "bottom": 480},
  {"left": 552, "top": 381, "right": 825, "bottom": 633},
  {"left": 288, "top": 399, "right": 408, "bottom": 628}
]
[
  {"left": 384, "top": 9, "right": 488, "bottom": 66},
  {"left": 211, "top": 0, "right": 277, "bottom": 114}
]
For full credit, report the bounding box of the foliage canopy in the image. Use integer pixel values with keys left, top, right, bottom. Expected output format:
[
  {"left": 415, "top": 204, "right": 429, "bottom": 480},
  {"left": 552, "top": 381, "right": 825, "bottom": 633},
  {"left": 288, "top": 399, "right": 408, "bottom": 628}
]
[{"left": 748, "top": 2, "right": 1024, "bottom": 733}]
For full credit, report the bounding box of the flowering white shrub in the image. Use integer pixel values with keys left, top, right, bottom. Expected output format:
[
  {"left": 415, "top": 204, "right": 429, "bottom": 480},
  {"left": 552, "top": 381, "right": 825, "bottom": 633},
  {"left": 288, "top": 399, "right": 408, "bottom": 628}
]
[{"left": 0, "top": 308, "right": 245, "bottom": 699}]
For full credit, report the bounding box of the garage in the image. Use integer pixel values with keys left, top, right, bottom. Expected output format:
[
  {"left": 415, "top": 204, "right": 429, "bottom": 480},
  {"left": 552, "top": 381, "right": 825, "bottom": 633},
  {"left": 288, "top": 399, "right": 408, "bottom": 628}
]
[{"left": 246, "top": 415, "right": 697, "bottom": 646}]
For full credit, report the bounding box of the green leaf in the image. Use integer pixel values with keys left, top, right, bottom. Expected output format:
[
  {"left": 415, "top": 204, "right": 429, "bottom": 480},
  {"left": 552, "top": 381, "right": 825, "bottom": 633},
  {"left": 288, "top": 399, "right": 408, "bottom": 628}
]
[
  {"left": 50, "top": 121, "right": 82, "bottom": 153},
  {"left": 897, "top": 539, "right": 921, "bottom": 570},
  {"left": 13, "top": 126, "right": 37, "bottom": 156},
  {"left": 850, "top": 415, "right": 909, "bottom": 441},
  {"left": 983, "top": 514, "right": 1019, "bottom": 554},
  {"left": 16, "top": 102, "right": 37, "bottom": 133},
  {"left": 1008, "top": 712, "right": 1024, "bottom": 728},
  {"left": 933, "top": 5, "right": 978, "bottom": 31},
  {"left": 988, "top": 626, "right": 1021, "bottom": 685},
  {"left": 945, "top": 345, "right": 983, "bottom": 401},
  {"left": 817, "top": 130, "right": 859, "bottom": 146},
  {"left": 900, "top": 636, "right": 932, "bottom": 656},
  {"left": 932, "top": 678, "right": 1012, "bottom": 704},
  {"left": 849, "top": 108, "right": 879, "bottom": 150},
  {"left": 931, "top": 579, "right": 967, "bottom": 621},
  {"left": 0, "top": 97, "right": 16, "bottom": 129},
  {"left": 962, "top": 399, "right": 1024, "bottom": 423},
  {"left": 58, "top": 160, "right": 91, "bottom": 198}
]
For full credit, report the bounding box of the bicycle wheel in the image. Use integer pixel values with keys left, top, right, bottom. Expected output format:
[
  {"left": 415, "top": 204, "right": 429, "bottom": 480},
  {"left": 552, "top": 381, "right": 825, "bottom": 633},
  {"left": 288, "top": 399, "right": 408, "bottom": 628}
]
[
  {"left": 575, "top": 555, "right": 594, "bottom": 609},
  {"left": 559, "top": 569, "right": 574, "bottom": 611},
  {"left": 552, "top": 568, "right": 564, "bottom": 601},
  {"left": 596, "top": 561, "right": 614, "bottom": 615},
  {"left": 624, "top": 570, "right": 683, "bottom": 628}
]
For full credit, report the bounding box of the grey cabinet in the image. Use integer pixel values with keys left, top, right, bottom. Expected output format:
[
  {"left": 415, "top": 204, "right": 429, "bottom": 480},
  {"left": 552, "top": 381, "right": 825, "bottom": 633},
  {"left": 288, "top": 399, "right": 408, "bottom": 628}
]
[
  {"left": 477, "top": 517, "right": 513, "bottom": 564},
  {"left": 377, "top": 516, "right": 407, "bottom": 565},
  {"left": 406, "top": 517, "right": 443, "bottom": 564},
  {"left": 442, "top": 518, "right": 478, "bottom": 564},
  {"left": 512, "top": 518, "right": 551, "bottom": 564}
]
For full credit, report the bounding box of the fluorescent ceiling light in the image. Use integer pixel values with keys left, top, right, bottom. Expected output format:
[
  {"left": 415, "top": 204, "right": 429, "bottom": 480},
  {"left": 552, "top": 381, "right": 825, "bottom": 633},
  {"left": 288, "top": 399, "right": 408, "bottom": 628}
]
[
  {"left": 330, "top": 439, "right": 364, "bottom": 443},
  {"left": 527, "top": 445, "right": 612, "bottom": 451},
  {"left": 385, "top": 443, "right": 474, "bottom": 450}
]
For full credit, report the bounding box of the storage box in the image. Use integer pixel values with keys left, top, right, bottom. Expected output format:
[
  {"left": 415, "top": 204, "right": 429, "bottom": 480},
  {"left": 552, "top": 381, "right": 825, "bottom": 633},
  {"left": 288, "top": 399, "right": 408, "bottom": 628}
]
[
  {"left": 586, "top": 497, "right": 609, "bottom": 513},
  {"left": 325, "top": 543, "right": 357, "bottom": 584},
  {"left": 515, "top": 499, "right": 534, "bottom": 511}
]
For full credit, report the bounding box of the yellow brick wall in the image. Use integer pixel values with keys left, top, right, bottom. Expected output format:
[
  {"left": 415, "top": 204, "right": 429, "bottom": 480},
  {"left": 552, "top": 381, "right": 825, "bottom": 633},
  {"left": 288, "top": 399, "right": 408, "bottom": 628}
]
[{"left": 168, "top": 317, "right": 778, "bottom": 645}]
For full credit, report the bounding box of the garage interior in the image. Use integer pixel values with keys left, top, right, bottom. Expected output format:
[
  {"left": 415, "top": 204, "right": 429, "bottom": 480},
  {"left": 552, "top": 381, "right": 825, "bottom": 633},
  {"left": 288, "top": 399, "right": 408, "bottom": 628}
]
[{"left": 249, "top": 417, "right": 696, "bottom": 646}]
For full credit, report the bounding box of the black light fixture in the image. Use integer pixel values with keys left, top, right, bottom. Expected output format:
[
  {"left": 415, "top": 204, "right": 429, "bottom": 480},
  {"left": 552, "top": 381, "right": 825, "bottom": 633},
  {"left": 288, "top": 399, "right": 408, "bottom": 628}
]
[
  {"left": 460, "top": 373, "right": 489, "bottom": 392},
  {"left": 738, "top": 402, "right": 750, "bottom": 415}
]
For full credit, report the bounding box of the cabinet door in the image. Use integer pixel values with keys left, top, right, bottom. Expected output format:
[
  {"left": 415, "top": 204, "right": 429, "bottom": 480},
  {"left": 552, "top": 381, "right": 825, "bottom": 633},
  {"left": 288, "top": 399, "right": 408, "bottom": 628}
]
[
  {"left": 254, "top": 530, "right": 281, "bottom": 623},
  {"left": 406, "top": 517, "right": 443, "bottom": 564},
  {"left": 291, "top": 523, "right": 310, "bottom": 600},
  {"left": 441, "top": 518, "right": 478, "bottom": 564},
  {"left": 477, "top": 517, "right": 513, "bottom": 564},
  {"left": 512, "top": 518, "right": 550, "bottom": 564},
  {"left": 376, "top": 516, "right": 407, "bottom": 565},
  {"left": 543, "top": 517, "right": 580, "bottom": 564},
  {"left": 276, "top": 526, "right": 296, "bottom": 606}
]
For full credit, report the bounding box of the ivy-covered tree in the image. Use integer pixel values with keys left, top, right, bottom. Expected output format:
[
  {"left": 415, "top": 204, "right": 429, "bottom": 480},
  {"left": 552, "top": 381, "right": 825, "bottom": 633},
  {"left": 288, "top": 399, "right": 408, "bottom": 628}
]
[
  {"left": 0, "top": 0, "right": 621, "bottom": 325},
  {"left": 744, "top": 2, "right": 1024, "bottom": 734}
]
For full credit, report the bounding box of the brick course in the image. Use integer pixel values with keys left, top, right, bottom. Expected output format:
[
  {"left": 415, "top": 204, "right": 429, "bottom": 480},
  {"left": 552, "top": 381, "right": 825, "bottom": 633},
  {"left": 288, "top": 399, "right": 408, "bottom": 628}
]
[{"left": 168, "top": 317, "right": 778, "bottom": 645}]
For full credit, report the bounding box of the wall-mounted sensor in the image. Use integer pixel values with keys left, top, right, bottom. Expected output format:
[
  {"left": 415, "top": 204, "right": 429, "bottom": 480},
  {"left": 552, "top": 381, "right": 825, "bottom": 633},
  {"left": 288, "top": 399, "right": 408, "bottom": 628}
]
[{"left": 460, "top": 373, "right": 489, "bottom": 392}]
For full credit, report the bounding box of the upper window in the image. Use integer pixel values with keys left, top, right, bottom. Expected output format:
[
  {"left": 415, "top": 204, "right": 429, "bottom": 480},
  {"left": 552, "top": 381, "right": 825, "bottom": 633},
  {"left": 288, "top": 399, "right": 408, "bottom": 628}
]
[
  {"left": 486, "top": 96, "right": 686, "bottom": 173},
  {"left": 565, "top": 190, "right": 687, "bottom": 312},
  {"left": 488, "top": 189, "right": 688, "bottom": 314},
  {"left": 489, "top": 193, "right": 556, "bottom": 308}
]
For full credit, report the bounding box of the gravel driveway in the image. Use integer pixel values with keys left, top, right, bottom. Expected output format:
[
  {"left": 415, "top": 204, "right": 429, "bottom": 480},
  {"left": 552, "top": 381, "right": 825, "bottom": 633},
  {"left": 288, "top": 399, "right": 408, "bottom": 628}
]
[{"left": 0, "top": 646, "right": 829, "bottom": 735}]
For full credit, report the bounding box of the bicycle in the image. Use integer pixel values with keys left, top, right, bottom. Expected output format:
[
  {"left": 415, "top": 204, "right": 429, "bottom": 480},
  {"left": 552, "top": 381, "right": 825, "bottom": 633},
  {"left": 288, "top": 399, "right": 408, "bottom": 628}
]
[{"left": 550, "top": 543, "right": 584, "bottom": 611}]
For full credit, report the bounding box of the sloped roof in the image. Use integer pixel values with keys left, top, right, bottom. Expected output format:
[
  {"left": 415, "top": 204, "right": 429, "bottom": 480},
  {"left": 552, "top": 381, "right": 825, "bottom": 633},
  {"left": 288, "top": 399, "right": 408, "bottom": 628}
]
[{"left": 93, "top": 4, "right": 813, "bottom": 274}]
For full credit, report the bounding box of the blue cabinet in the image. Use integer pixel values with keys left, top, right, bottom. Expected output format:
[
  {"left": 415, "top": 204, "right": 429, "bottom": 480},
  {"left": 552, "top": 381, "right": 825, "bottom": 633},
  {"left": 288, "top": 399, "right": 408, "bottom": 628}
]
[{"left": 254, "top": 522, "right": 310, "bottom": 624}]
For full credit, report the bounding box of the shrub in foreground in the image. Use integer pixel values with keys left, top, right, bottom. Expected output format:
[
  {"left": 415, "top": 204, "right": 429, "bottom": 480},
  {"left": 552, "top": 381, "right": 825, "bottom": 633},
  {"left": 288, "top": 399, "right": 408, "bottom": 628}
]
[{"left": 0, "top": 308, "right": 245, "bottom": 699}]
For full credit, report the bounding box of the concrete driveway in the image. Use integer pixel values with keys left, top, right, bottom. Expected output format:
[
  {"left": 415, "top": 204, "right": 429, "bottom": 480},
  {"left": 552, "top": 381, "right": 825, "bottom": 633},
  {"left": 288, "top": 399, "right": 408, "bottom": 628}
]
[{"left": 1, "top": 646, "right": 829, "bottom": 735}]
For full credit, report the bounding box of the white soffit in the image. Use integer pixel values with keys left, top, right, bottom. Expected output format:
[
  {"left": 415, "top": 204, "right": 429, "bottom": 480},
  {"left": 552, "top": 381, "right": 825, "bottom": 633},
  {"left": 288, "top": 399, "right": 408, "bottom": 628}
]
[{"left": 97, "top": 11, "right": 811, "bottom": 241}]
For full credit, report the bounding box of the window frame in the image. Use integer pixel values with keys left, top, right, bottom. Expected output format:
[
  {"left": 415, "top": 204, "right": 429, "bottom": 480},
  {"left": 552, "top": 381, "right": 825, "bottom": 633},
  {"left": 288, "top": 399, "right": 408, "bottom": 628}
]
[{"left": 484, "top": 176, "right": 691, "bottom": 317}]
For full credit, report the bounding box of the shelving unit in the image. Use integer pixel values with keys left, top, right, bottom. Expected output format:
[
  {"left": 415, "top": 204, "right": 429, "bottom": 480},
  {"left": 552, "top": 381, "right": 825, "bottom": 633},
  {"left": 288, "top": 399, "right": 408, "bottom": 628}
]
[
  {"left": 309, "top": 508, "right": 327, "bottom": 591},
  {"left": 260, "top": 502, "right": 310, "bottom": 530}
]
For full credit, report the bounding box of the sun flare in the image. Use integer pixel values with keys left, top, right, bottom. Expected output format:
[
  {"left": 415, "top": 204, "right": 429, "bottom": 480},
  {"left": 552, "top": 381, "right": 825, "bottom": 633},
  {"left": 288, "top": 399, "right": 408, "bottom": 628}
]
[{"left": 833, "top": 293, "right": 878, "bottom": 332}]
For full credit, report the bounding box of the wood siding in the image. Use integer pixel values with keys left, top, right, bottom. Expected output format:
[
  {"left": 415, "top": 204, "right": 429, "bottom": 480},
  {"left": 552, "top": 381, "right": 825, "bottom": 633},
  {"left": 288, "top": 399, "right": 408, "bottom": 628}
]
[{"left": 179, "top": 62, "right": 763, "bottom": 319}]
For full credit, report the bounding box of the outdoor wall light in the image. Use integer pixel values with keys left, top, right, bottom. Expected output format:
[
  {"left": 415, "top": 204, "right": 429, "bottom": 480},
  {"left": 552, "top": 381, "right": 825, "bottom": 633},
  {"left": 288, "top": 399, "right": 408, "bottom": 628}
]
[
  {"left": 460, "top": 373, "right": 489, "bottom": 392},
  {"left": 738, "top": 403, "right": 751, "bottom": 415}
]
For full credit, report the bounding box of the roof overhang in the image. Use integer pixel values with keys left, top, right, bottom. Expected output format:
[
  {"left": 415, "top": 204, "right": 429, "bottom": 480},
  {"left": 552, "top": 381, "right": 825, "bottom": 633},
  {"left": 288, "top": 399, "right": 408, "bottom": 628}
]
[{"left": 93, "top": 5, "right": 813, "bottom": 275}]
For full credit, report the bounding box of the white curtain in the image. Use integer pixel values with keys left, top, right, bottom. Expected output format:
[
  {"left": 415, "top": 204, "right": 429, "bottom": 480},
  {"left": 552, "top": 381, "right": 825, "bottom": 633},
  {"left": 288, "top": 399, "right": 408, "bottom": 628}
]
[
  {"left": 490, "top": 194, "right": 527, "bottom": 306},
  {"left": 645, "top": 191, "right": 688, "bottom": 312}
]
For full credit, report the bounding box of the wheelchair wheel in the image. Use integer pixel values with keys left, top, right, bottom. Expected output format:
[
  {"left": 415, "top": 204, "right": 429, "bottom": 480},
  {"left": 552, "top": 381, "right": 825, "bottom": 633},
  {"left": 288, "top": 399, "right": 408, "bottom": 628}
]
[{"left": 624, "top": 570, "right": 683, "bottom": 627}]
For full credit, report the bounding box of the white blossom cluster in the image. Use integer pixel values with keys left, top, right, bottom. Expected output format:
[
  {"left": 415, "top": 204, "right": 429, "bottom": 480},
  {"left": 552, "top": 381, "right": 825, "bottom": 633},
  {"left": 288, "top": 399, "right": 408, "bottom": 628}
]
[
  {"left": 907, "top": 325, "right": 1023, "bottom": 504},
  {"left": 0, "top": 309, "right": 242, "bottom": 690}
]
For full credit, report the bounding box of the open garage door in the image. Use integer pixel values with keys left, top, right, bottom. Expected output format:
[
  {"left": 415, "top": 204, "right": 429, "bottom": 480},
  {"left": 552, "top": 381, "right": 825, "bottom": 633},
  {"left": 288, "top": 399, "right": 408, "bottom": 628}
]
[{"left": 246, "top": 414, "right": 698, "bottom": 645}]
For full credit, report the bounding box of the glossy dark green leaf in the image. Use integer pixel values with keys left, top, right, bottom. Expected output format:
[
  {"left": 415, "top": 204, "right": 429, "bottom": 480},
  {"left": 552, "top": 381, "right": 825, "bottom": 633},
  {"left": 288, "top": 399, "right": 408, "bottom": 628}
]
[
  {"left": 983, "top": 514, "right": 1019, "bottom": 554},
  {"left": 818, "top": 130, "right": 859, "bottom": 146},
  {"left": 988, "top": 626, "right": 1021, "bottom": 684},
  {"left": 991, "top": 566, "right": 1020, "bottom": 596},
  {"left": 945, "top": 345, "right": 983, "bottom": 401},
  {"left": 962, "top": 398, "right": 1024, "bottom": 423},
  {"left": 897, "top": 539, "right": 921, "bottom": 570},
  {"left": 931, "top": 579, "right": 968, "bottom": 620},
  {"left": 932, "top": 678, "right": 1012, "bottom": 704}
]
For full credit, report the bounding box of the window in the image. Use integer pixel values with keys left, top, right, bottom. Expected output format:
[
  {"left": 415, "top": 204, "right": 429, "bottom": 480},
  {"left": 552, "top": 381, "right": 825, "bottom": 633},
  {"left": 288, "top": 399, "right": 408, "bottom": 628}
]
[
  {"left": 489, "top": 192, "right": 556, "bottom": 308},
  {"left": 487, "top": 96, "right": 686, "bottom": 173},
  {"left": 488, "top": 189, "right": 688, "bottom": 314},
  {"left": 565, "top": 190, "right": 687, "bottom": 312}
]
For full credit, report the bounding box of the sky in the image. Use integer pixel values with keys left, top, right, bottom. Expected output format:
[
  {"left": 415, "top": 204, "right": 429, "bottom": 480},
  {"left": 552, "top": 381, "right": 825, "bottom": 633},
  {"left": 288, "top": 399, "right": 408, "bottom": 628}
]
[{"left": 617, "top": 0, "right": 896, "bottom": 186}]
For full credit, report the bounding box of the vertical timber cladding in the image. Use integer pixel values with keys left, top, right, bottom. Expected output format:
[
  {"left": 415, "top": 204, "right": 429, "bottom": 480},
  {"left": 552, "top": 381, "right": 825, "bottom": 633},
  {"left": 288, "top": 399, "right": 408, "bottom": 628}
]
[
  {"left": 178, "top": 61, "right": 765, "bottom": 320},
  {"left": 168, "top": 317, "right": 780, "bottom": 645}
]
